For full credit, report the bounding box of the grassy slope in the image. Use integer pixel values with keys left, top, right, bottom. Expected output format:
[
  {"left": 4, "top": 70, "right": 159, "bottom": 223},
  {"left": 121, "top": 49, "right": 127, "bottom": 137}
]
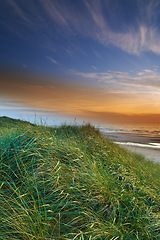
[{"left": 0, "top": 117, "right": 160, "bottom": 239}]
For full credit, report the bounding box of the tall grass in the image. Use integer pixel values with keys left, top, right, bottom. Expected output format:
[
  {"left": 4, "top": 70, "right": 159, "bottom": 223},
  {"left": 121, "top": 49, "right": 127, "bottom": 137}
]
[{"left": 0, "top": 119, "right": 160, "bottom": 239}]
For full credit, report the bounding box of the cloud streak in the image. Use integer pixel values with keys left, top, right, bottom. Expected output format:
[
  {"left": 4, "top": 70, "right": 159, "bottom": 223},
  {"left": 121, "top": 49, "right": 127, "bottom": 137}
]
[
  {"left": 81, "top": 110, "right": 160, "bottom": 125},
  {"left": 85, "top": 0, "right": 160, "bottom": 55},
  {"left": 2, "top": 0, "right": 160, "bottom": 55},
  {"left": 71, "top": 69, "right": 160, "bottom": 90},
  {"left": 1, "top": 69, "right": 160, "bottom": 124},
  {"left": 46, "top": 56, "right": 59, "bottom": 65}
]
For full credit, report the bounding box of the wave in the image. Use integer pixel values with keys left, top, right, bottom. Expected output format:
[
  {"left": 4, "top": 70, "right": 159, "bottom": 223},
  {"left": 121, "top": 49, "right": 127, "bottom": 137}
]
[
  {"left": 99, "top": 125, "right": 160, "bottom": 138},
  {"left": 115, "top": 141, "right": 160, "bottom": 149}
]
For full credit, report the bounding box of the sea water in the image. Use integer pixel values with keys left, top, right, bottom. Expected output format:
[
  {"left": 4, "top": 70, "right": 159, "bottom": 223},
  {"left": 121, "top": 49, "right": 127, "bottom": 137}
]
[{"left": 99, "top": 123, "right": 160, "bottom": 150}]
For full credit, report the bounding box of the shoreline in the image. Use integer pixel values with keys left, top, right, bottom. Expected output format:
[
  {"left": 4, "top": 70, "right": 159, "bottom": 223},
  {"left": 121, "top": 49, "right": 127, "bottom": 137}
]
[
  {"left": 116, "top": 143, "right": 160, "bottom": 163},
  {"left": 101, "top": 131, "right": 160, "bottom": 163}
]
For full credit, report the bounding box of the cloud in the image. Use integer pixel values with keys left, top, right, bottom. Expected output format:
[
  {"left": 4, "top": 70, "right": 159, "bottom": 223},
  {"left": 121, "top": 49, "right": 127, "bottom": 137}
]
[
  {"left": 107, "top": 25, "right": 160, "bottom": 55},
  {"left": 91, "top": 66, "right": 97, "bottom": 70},
  {"left": 71, "top": 69, "right": 160, "bottom": 90},
  {"left": 1, "top": 69, "right": 160, "bottom": 120},
  {"left": 39, "top": 0, "right": 69, "bottom": 27},
  {"left": 8, "top": 0, "right": 31, "bottom": 24},
  {"left": 85, "top": 0, "right": 160, "bottom": 55},
  {"left": 71, "top": 70, "right": 130, "bottom": 83},
  {"left": 2, "top": 0, "right": 160, "bottom": 55},
  {"left": 81, "top": 110, "right": 160, "bottom": 125},
  {"left": 0, "top": 69, "right": 113, "bottom": 114},
  {"left": 46, "top": 56, "right": 59, "bottom": 65}
]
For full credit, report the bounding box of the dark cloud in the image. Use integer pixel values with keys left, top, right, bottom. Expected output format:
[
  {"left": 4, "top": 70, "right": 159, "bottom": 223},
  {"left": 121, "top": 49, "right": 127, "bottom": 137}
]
[{"left": 82, "top": 110, "right": 160, "bottom": 125}]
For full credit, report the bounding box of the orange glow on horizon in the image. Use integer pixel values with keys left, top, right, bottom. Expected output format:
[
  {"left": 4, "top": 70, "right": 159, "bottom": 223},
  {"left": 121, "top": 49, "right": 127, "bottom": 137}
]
[{"left": 1, "top": 70, "right": 160, "bottom": 125}]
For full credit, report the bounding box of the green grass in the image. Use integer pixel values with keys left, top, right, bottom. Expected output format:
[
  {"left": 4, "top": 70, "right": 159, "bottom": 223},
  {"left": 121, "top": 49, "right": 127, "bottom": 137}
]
[{"left": 0, "top": 116, "right": 160, "bottom": 239}]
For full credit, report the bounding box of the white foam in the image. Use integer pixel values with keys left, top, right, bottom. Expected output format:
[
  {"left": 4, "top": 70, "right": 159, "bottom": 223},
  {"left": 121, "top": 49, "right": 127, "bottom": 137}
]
[
  {"left": 149, "top": 143, "right": 160, "bottom": 146},
  {"left": 115, "top": 142, "right": 160, "bottom": 149}
]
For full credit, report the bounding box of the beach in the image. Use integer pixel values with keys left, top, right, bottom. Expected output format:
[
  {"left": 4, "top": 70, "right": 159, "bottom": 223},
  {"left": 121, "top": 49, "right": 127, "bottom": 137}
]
[{"left": 101, "top": 130, "right": 160, "bottom": 163}]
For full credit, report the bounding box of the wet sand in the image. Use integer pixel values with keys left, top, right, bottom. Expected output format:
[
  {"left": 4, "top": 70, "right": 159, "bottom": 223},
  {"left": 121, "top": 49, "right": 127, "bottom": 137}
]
[
  {"left": 101, "top": 131, "right": 160, "bottom": 163},
  {"left": 117, "top": 144, "right": 160, "bottom": 163}
]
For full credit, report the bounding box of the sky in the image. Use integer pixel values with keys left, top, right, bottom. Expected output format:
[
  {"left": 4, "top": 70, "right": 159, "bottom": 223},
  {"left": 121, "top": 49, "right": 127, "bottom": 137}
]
[{"left": 0, "top": 0, "right": 160, "bottom": 126}]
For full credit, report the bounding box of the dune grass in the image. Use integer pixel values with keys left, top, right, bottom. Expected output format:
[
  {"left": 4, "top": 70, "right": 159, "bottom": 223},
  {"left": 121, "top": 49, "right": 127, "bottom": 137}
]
[{"left": 0, "top": 117, "right": 160, "bottom": 239}]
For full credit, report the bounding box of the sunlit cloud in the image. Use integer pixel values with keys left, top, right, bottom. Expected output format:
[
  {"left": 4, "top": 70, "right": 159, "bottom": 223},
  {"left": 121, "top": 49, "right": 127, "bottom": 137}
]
[
  {"left": 2, "top": 1, "right": 160, "bottom": 125},
  {"left": 1, "top": 69, "right": 160, "bottom": 126},
  {"left": 81, "top": 110, "right": 160, "bottom": 125},
  {"left": 2, "top": 67, "right": 160, "bottom": 115},
  {"left": 71, "top": 69, "right": 160, "bottom": 90}
]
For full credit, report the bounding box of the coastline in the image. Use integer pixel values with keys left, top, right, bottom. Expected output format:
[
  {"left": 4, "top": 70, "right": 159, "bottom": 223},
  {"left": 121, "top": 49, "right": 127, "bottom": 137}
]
[{"left": 101, "top": 131, "right": 160, "bottom": 163}]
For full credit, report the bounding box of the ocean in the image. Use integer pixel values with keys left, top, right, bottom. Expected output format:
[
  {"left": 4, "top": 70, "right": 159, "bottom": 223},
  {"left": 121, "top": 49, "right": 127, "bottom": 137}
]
[{"left": 99, "top": 123, "right": 160, "bottom": 151}]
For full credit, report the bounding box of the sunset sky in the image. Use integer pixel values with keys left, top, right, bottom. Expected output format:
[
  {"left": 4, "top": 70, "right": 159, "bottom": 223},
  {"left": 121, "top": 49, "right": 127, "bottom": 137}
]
[{"left": 1, "top": 0, "right": 160, "bottom": 126}]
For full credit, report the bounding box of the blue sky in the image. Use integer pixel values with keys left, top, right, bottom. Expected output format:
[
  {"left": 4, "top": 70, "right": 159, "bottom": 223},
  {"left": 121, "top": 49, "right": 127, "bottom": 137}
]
[
  {"left": 1, "top": 0, "right": 160, "bottom": 74},
  {"left": 0, "top": 0, "right": 160, "bottom": 125}
]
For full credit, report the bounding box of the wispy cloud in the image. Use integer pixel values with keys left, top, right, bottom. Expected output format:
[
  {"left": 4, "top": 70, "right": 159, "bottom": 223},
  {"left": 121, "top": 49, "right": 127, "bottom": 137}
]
[
  {"left": 8, "top": 0, "right": 32, "bottom": 24},
  {"left": 46, "top": 56, "right": 59, "bottom": 65},
  {"left": 81, "top": 110, "right": 160, "bottom": 125},
  {"left": 104, "top": 25, "right": 160, "bottom": 55},
  {"left": 91, "top": 65, "right": 97, "bottom": 70},
  {"left": 1, "top": 69, "right": 160, "bottom": 116},
  {"left": 85, "top": 0, "right": 160, "bottom": 55},
  {"left": 39, "top": 0, "right": 69, "bottom": 27},
  {"left": 71, "top": 69, "right": 160, "bottom": 90},
  {"left": 71, "top": 69, "right": 130, "bottom": 82},
  {"left": 2, "top": 0, "right": 160, "bottom": 55}
]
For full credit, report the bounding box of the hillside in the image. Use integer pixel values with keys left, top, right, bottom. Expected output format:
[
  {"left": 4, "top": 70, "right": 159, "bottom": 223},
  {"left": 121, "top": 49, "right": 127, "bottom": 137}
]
[
  {"left": 0, "top": 117, "right": 160, "bottom": 239},
  {"left": 0, "top": 116, "right": 35, "bottom": 127}
]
